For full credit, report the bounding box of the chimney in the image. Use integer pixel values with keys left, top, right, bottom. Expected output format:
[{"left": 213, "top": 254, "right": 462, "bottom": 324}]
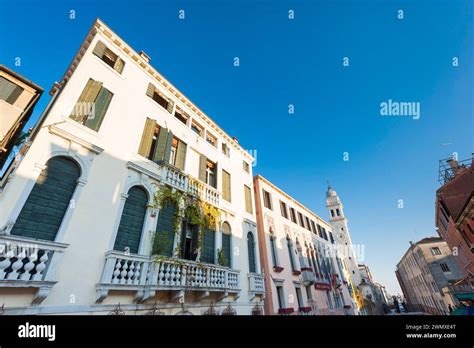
[
  {"left": 139, "top": 51, "right": 151, "bottom": 63},
  {"left": 409, "top": 241, "right": 413, "bottom": 246}
]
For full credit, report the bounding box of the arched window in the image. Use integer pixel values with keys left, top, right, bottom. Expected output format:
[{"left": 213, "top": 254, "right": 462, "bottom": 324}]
[
  {"left": 247, "top": 232, "right": 256, "bottom": 273},
  {"left": 221, "top": 222, "right": 231, "bottom": 267},
  {"left": 113, "top": 186, "right": 148, "bottom": 254},
  {"left": 11, "top": 156, "right": 80, "bottom": 241}
]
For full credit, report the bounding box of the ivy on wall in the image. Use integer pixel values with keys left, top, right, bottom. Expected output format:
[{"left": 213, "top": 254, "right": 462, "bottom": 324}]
[{"left": 152, "top": 185, "right": 221, "bottom": 260}]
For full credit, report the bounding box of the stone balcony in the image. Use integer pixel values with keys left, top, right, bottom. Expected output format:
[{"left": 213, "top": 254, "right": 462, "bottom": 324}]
[
  {"left": 248, "top": 272, "right": 265, "bottom": 299},
  {"left": 0, "top": 235, "right": 68, "bottom": 304},
  {"left": 128, "top": 154, "right": 221, "bottom": 206},
  {"left": 96, "top": 251, "right": 240, "bottom": 303}
]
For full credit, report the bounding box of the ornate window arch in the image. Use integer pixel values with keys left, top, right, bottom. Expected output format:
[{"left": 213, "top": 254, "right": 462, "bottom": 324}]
[
  {"left": 10, "top": 156, "right": 81, "bottom": 241},
  {"left": 113, "top": 186, "right": 148, "bottom": 254}
]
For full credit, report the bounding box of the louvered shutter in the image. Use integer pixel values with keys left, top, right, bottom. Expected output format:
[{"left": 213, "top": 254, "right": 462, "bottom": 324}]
[
  {"left": 93, "top": 41, "right": 107, "bottom": 58},
  {"left": 85, "top": 87, "right": 113, "bottom": 131},
  {"left": 138, "top": 118, "right": 156, "bottom": 157},
  {"left": 166, "top": 99, "right": 174, "bottom": 114},
  {"left": 222, "top": 170, "right": 231, "bottom": 202},
  {"left": 146, "top": 83, "right": 155, "bottom": 98},
  {"left": 163, "top": 130, "right": 173, "bottom": 164},
  {"left": 152, "top": 127, "right": 168, "bottom": 162},
  {"left": 114, "top": 57, "right": 125, "bottom": 74},
  {"left": 175, "top": 140, "right": 187, "bottom": 170},
  {"left": 199, "top": 154, "right": 207, "bottom": 182},
  {"left": 70, "top": 79, "right": 102, "bottom": 122}
]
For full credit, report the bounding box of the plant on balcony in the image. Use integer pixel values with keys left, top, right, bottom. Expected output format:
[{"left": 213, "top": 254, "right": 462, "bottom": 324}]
[
  {"left": 151, "top": 231, "right": 173, "bottom": 256},
  {"left": 273, "top": 266, "right": 284, "bottom": 272},
  {"left": 153, "top": 184, "right": 222, "bottom": 260}
]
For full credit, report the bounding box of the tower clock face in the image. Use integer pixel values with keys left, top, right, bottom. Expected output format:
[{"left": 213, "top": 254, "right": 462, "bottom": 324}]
[{"left": 336, "top": 231, "right": 346, "bottom": 242}]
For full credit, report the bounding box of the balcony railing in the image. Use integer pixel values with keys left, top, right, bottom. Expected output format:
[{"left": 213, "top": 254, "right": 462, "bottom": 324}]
[
  {"left": 301, "top": 268, "right": 316, "bottom": 285},
  {"left": 248, "top": 272, "right": 265, "bottom": 297},
  {"left": 129, "top": 154, "right": 221, "bottom": 206},
  {"left": 96, "top": 251, "right": 240, "bottom": 302},
  {"left": 0, "top": 235, "right": 68, "bottom": 304}
]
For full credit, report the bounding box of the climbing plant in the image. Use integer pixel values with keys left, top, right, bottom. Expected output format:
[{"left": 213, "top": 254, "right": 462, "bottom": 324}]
[{"left": 152, "top": 184, "right": 222, "bottom": 260}]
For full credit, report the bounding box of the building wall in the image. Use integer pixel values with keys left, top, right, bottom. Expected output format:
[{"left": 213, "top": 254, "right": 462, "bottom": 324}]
[
  {"left": 0, "top": 19, "right": 260, "bottom": 314},
  {"left": 0, "top": 67, "right": 42, "bottom": 168},
  {"left": 396, "top": 239, "right": 462, "bottom": 314},
  {"left": 254, "top": 176, "right": 353, "bottom": 315},
  {"left": 436, "top": 198, "right": 474, "bottom": 278}
]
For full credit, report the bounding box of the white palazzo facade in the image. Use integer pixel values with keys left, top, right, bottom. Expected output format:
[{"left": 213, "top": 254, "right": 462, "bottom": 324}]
[
  {"left": 0, "top": 19, "right": 264, "bottom": 315},
  {"left": 254, "top": 176, "right": 356, "bottom": 315}
]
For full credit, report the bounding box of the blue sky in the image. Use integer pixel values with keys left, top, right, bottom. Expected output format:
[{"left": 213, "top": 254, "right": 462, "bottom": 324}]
[{"left": 1, "top": 0, "right": 472, "bottom": 295}]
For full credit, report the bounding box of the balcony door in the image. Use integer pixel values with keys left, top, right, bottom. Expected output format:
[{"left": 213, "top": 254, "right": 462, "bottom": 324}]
[{"left": 181, "top": 222, "right": 199, "bottom": 261}]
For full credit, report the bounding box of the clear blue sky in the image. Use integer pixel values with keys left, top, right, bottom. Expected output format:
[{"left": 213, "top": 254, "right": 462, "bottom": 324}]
[{"left": 1, "top": 0, "right": 472, "bottom": 295}]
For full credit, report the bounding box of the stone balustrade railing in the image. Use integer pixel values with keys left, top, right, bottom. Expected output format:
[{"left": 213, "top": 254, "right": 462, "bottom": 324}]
[
  {"left": 129, "top": 154, "right": 221, "bottom": 206},
  {"left": 248, "top": 272, "right": 265, "bottom": 296},
  {"left": 0, "top": 235, "right": 68, "bottom": 304},
  {"left": 97, "top": 251, "right": 240, "bottom": 302}
]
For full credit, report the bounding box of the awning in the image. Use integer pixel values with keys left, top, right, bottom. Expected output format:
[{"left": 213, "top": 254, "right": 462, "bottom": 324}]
[{"left": 455, "top": 293, "right": 474, "bottom": 301}]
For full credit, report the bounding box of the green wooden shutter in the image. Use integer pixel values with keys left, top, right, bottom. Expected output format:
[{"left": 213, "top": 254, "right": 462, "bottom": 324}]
[
  {"left": 138, "top": 118, "right": 156, "bottom": 157},
  {"left": 11, "top": 157, "right": 80, "bottom": 241},
  {"left": 153, "top": 202, "right": 176, "bottom": 257},
  {"left": 222, "top": 170, "right": 231, "bottom": 202},
  {"left": 113, "top": 186, "right": 148, "bottom": 254},
  {"left": 191, "top": 224, "right": 199, "bottom": 259},
  {"left": 93, "top": 40, "right": 107, "bottom": 58},
  {"left": 199, "top": 154, "right": 207, "bottom": 182},
  {"left": 146, "top": 83, "right": 155, "bottom": 98},
  {"left": 247, "top": 232, "right": 256, "bottom": 273},
  {"left": 113, "top": 57, "right": 125, "bottom": 74},
  {"left": 202, "top": 228, "right": 215, "bottom": 264},
  {"left": 175, "top": 140, "right": 187, "bottom": 170},
  {"left": 222, "top": 232, "right": 231, "bottom": 267},
  {"left": 85, "top": 87, "right": 113, "bottom": 131},
  {"left": 70, "top": 79, "right": 102, "bottom": 122},
  {"left": 152, "top": 127, "right": 168, "bottom": 162},
  {"left": 163, "top": 130, "right": 173, "bottom": 164}
]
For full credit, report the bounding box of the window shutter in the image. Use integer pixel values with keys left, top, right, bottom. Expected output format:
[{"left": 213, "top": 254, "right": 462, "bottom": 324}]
[
  {"left": 70, "top": 79, "right": 102, "bottom": 122},
  {"left": 163, "top": 130, "right": 173, "bottom": 164},
  {"left": 138, "top": 118, "right": 156, "bottom": 157},
  {"left": 146, "top": 83, "right": 155, "bottom": 98},
  {"left": 175, "top": 140, "right": 187, "bottom": 170},
  {"left": 85, "top": 87, "right": 113, "bottom": 131},
  {"left": 202, "top": 228, "right": 215, "bottom": 264},
  {"left": 152, "top": 127, "right": 168, "bottom": 162},
  {"left": 93, "top": 40, "right": 107, "bottom": 58},
  {"left": 166, "top": 99, "right": 174, "bottom": 114},
  {"left": 5, "top": 85, "right": 23, "bottom": 104},
  {"left": 222, "top": 170, "right": 231, "bottom": 202},
  {"left": 198, "top": 154, "right": 207, "bottom": 182},
  {"left": 191, "top": 224, "right": 200, "bottom": 260},
  {"left": 244, "top": 186, "right": 253, "bottom": 214},
  {"left": 113, "top": 57, "right": 125, "bottom": 74}
]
